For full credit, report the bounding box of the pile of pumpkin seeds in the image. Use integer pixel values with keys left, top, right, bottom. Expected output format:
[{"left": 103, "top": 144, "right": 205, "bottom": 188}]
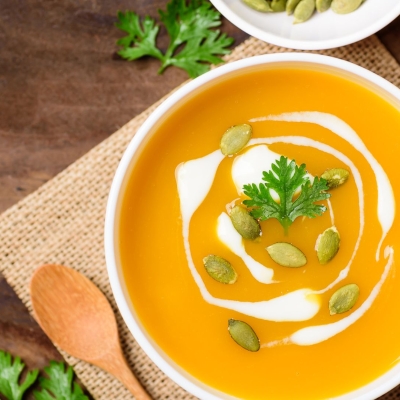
[{"left": 242, "top": 0, "right": 366, "bottom": 24}]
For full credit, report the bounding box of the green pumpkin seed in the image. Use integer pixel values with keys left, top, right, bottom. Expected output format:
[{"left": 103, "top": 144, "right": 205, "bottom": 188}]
[
  {"left": 229, "top": 206, "right": 261, "bottom": 240},
  {"left": 316, "top": 0, "right": 332, "bottom": 12},
  {"left": 321, "top": 168, "right": 350, "bottom": 189},
  {"left": 228, "top": 319, "right": 260, "bottom": 352},
  {"left": 203, "top": 255, "right": 238, "bottom": 284},
  {"left": 331, "top": 0, "right": 362, "bottom": 14},
  {"left": 241, "top": 0, "right": 273, "bottom": 12},
  {"left": 329, "top": 284, "right": 360, "bottom": 315},
  {"left": 316, "top": 226, "right": 340, "bottom": 264},
  {"left": 220, "top": 124, "right": 253, "bottom": 156},
  {"left": 266, "top": 242, "right": 307, "bottom": 267},
  {"left": 293, "top": 0, "right": 316, "bottom": 23},
  {"left": 271, "top": 0, "right": 287, "bottom": 12},
  {"left": 286, "top": 0, "right": 302, "bottom": 14}
]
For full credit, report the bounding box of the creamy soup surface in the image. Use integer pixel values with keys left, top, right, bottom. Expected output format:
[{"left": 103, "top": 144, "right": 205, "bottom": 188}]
[{"left": 119, "top": 65, "right": 400, "bottom": 400}]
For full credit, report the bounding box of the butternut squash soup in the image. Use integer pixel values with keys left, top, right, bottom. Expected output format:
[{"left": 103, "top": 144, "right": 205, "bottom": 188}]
[{"left": 117, "top": 61, "right": 400, "bottom": 399}]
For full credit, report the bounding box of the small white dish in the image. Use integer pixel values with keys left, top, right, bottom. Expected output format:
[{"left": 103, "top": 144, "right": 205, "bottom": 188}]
[{"left": 210, "top": 0, "right": 400, "bottom": 50}]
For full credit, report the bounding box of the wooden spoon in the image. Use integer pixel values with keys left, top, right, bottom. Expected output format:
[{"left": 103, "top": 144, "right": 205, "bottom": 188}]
[{"left": 30, "top": 264, "right": 151, "bottom": 400}]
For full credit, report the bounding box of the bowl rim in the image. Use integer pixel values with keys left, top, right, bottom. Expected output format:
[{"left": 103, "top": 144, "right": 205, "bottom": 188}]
[
  {"left": 209, "top": 0, "right": 400, "bottom": 50},
  {"left": 104, "top": 52, "right": 400, "bottom": 400}
]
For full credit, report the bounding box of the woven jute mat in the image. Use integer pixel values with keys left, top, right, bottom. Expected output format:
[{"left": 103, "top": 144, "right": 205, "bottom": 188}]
[{"left": 1, "top": 35, "right": 400, "bottom": 400}]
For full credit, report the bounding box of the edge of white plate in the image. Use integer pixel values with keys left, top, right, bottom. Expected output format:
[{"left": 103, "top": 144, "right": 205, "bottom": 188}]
[{"left": 209, "top": 0, "right": 400, "bottom": 50}]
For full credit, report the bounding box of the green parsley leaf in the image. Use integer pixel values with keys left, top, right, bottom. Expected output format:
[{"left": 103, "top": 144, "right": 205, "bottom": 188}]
[
  {"left": 115, "top": 11, "right": 164, "bottom": 60},
  {"left": 116, "top": 0, "right": 234, "bottom": 78},
  {"left": 159, "top": 0, "right": 221, "bottom": 55},
  {"left": 0, "top": 350, "right": 38, "bottom": 400},
  {"left": 160, "top": 31, "right": 233, "bottom": 78},
  {"left": 243, "top": 156, "right": 331, "bottom": 234},
  {"left": 34, "top": 361, "right": 88, "bottom": 400}
]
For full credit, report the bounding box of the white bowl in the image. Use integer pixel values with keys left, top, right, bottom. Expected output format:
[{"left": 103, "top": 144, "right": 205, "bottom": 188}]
[
  {"left": 105, "top": 53, "right": 400, "bottom": 400},
  {"left": 210, "top": 0, "right": 400, "bottom": 50}
]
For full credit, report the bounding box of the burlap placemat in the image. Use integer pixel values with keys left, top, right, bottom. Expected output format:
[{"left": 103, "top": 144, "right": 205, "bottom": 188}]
[{"left": 1, "top": 35, "right": 399, "bottom": 400}]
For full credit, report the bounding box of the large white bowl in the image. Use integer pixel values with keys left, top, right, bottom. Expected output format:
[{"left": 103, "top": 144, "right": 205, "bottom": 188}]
[
  {"left": 105, "top": 53, "right": 400, "bottom": 399},
  {"left": 210, "top": 0, "right": 400, "bottom": 50}
]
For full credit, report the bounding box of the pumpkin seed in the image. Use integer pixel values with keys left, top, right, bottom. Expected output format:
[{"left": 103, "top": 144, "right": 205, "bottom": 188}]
[
  {"left": 293, "top": 0, "right": 316, "bottom": 23},
  {"left": 220, "top": 124, "right": 252, "bottom": 156},
  {"left": 316, "top": 0, "right": 332, "bottom": 12},
  {"left": 329, "top": 284, "right": 360, "bottom": 315},
  {"left": 228, "top": 319, "right": 260, "bottom": 352},
  {"left": 321, "top": 168, "right": 350, "bottom": 189},
  {"left": 266, "top": 242, "right": 307, "bottom": 267},
  {"left": 203, "top": 255, "right": 238, "bottom": 284},
  {"left": 271, "top": 0, "right": 287, "bottom": 12},
  {"left": 331, "top": 0, "right": 362, "bottom": 14},
  {"left": 286, "top": 0, "right": 302, "bottom": 14},
  {"left": 229, "top": 205, "right": 261, "bottom": 240},
  {"left": 316, "top": 226, "right": 340, "bottom": 264},
  {"left": 241, "top": 0, "right": 273, "bottom": 11}
]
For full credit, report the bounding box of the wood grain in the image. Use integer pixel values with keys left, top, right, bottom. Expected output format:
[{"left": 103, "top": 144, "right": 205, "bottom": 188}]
[
  {"left": 378, "top": 18, "right": 400, "bottom": 61},
  {"left": 0, "top": 275, "right": 65, "bottom": 400},
  {"left": 0, "top": 0, "right": 247, "bottom": 212}
]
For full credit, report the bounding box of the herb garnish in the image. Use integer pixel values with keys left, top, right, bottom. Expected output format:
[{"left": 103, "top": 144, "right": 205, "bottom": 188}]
[
  {"left": 243, "top": 156, "right": 330, "bottom": 234},
  {"left": 116, "top": 0, "right": 234, "bottom": 78},
  {"left": 0, "top": 351, "right": 38, "bottom": 400},
  {"left": 34, "top": 361, "right": 88, "bottom": 400},
  {"left": 0, "top": 350, "right": 88, "bottom": 400}
]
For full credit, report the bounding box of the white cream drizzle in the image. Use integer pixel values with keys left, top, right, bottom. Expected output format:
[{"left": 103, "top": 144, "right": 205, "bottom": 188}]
[
  {"left": 231, "top": 145, "right": 281, "bottom": 200},
  {"left": 175, "top": 111, "right": 395, "bottom": 346},
  {"left": 217, "top": 212, "right": 274, "bottom": 284},
  {"left": 232, "top": 145, "right": 313, "bottom": 202},
  {"left": 250, "top": 112, "right": 395, "bottom": 261},
  {"left": 327, "top": 198, "right": 335, "bottom": 226},
  {"left": 289, "top": 246, "right": 394, "bottom": 346},
  {"left": 175, "top": 150, "right": 224, "bottom": 228}
]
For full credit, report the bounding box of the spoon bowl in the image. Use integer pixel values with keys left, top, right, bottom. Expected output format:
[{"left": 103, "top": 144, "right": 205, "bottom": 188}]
[{"left": 30, "top": 263, "right": 151, "bottom": 400}]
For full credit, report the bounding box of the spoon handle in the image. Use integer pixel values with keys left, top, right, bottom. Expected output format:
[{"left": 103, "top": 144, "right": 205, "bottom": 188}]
[{"left": 97, "top": 350, "right": 152, "bottom": 400}]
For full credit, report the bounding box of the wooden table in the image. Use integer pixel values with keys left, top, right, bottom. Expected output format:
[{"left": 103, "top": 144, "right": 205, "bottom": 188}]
[{"left": 0, "top": 1, "right": 399, "bottom": 397}]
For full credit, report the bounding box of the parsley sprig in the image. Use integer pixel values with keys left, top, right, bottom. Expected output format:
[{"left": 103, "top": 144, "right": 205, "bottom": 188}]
[
  {"left": 116, "top": 0, "right": 234, "bottom": 78},
  {"left": 0, "top": 351, "right": 88, "bottom": 400},
  {"left": 0, "top": 351, "right": 38, "bottom": 400},
  {"left": 34, "top": 362, "right": 88, "bottom": 400},
  {"left": 243, "top": 156, "right": 330, "bottom": 234}
]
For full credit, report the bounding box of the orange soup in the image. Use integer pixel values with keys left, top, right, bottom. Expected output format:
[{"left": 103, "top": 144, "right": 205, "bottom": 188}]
[{"left": 118, "top": 65, "right": 400, "bottom": 399}]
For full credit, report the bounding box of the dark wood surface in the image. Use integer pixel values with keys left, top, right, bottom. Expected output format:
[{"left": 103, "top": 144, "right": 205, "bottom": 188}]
[{"left": 0, "top": 0, "right": 399, "bottom": 397}]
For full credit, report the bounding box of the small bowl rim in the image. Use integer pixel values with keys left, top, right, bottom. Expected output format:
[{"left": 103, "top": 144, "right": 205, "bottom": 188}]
[
  {"left": 209, "top": 0, "right": 400, "bottom": 50},
  {"left": 105, "top": 52, "right": 400, "bottom": 400}
]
